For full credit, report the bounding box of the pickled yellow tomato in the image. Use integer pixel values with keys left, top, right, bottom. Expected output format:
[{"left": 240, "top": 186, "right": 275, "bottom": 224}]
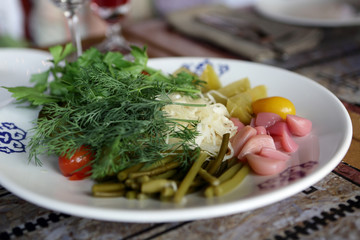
[{"left": 252, "top": 96, "right": 296, "bottom": 119}]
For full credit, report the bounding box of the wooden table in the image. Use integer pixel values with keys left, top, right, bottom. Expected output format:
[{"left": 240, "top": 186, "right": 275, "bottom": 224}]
[{"left": 1, "top": 17, "right": 360, "bottom": 240}]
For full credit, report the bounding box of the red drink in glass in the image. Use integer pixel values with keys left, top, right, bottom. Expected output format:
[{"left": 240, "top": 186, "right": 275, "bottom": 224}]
[{"left": 91, "top": 0, "right": 131, "bottom": 23}]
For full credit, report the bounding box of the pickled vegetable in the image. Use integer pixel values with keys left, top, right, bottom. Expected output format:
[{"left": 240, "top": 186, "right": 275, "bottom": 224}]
[
  {"left": 226, "top": 85, "right": 267, "bottom": 124},
  {"left": 252, "top": 96, "right": 296, "bottom": 120},
  {"left": 217, "top": 77, "right": 251, "bottom": 98},
  {"left": 249, "top": 85, "right": 267, "bottom": 102},
  {"left": 226, "top": 91, "right": 253, "bottom": 124},
  {"left": 200, "top": 64, "right": 222, "bottom": 91},
  {"left": 286, "top": 114, "right": 312, "bottom": 136}
]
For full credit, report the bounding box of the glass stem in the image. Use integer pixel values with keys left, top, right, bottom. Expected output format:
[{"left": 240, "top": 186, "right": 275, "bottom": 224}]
[
  {"left": 106, "top": 22, "right": 125, "bottom": 44},
  {"left": 66, "top": 14, "right": 82, "bottom": 57}
]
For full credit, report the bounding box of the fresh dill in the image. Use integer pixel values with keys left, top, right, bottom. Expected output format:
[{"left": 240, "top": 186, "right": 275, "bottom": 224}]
[{"left": 6, "top": 44, "right": 205, "bottom": 180}]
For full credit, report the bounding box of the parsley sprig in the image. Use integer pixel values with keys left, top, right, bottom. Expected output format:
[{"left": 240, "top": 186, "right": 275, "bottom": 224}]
[{"left": 6, "top": 44, "right": 205, "bottom": 180}]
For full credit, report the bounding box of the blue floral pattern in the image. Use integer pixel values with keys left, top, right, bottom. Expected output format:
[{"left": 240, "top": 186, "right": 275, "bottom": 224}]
[
  {"left": 0, "top": 122, "right": 27, "bottom": 154},
  {"left": 182, "top": 59, "right": 229, "bottom": 76},
  {"left": 258, "top": 161, "right": 318, "bottom": 190}
]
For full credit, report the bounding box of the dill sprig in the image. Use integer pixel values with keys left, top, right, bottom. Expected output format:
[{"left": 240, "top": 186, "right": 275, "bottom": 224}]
[{"left": 8, "top": 44, "right": 205, "bottom": 180}]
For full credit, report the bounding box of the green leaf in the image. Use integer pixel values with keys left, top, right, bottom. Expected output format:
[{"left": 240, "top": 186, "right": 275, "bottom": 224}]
[
  {"left": 49, "top": 81, "right": 69, "bottom": 96},
  {"left": 131, "top": 46, "right": 148, "bottom": 66},
  {"left": 28, "top": 95, "right": 59, "bottom": 106},
  {"left": 63, "top": 43, "right": 76, "bottom": 58},
  {"left": 4, "top": 86, "right": 57, "bottom": 106},
  {"left": 30, "top": 71, "right": 50, "bottom": 92},
  {"left": 103, "top": 51, "right": 123, "bottom": 64},
  {"left": 49, "top": 43, "right": 76, "bottom": 65},
  {"left": 4, "top": 86, "right": 40, "bottom": 98},
  {"left": 49, "top": 46, "right": 63, "bottom": 65},
  {"left": 76, "top": 47, "right": 102, "bottom": 67},
  {"left": 103, "top": 52, "right": 131, "bottom": 69},
  {"left": 30, "top": 71, "right": 49, "bottom": 85}
]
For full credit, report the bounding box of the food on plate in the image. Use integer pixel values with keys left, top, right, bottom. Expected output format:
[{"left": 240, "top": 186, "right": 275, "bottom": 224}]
[
  {"left": 4, "top": 44, "right": 312, "bottom": 203},
  {"left": 58, "top": 145, "right": 94, "bottom": 180},
  {"left": 252, "top": 96, "right": 296, "bottom": 119}
]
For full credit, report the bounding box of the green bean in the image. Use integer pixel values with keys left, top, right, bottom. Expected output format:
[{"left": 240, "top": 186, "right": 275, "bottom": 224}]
[
  {"left": 174, "top": 152, "right": 208, "bottom": 203},
  {"left": 93, "top": 191, "right": 125, "bottom": 198},
  {"left": 214, "top": 164, "right": 250, "bottom": 196},
  {"left": 141, "top": 179, "right": 176, "bottom": 194},
  {"left": 214, "top": 160, "right": 229, "bottom": 177},
  {"left": 161, "top": 186, "right": 175, "bottom": 198},
  {"left": 198, "top": 168, "right": 220, "bottom": 186},
  {"left": 117, "top": 162, "right": 145, "bottom": 181},
  {"left": 190, "top": 179, "right": 205, "bottom": 187},
  {"left": 204, "top": 186, "right": 215, "bottom": 198},
  {"left": 137, "top": 175, "right": 150, "bottom": 184},
  {"left": 125, "top": 191, "right": 138, "bottom": 199},
  {"left": 226, "top": 157, "right": 238, "bottom": 168},
  {"left": 207, "top": 133, "right": 230, "bottom": 175},
  {"left": 128, "top": 161, "right": 180, "bottom": 179},
  {"left": 218, "top": 162, "right": 243, "bottom": 183},
  {"left": 125, "top": 179, "right": 140, "bottom": 190},
  {"left": 140, "top": 155, "right": 174, "bottom": 171},
  {"left": 150, "top": 169, "right": 177, "bottom": 180},
  {"left": 92, "top": 182, "right": 125, "bottom": 193}
]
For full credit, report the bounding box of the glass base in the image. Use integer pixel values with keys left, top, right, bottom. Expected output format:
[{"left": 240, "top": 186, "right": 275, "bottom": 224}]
[{"left": 95, "top": 35, "right": 132, "bottom": 57}]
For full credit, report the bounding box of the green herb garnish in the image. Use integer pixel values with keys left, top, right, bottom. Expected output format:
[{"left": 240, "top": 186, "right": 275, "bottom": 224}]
[{"left": 5, "top": 44, "right": 205, "bottom": 180}]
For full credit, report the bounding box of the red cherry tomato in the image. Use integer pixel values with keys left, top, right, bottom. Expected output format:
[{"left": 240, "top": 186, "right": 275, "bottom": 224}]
[
  {"left": 58, "top": 146, "right": 94, "bottom": 180},
  {"left": 141, "top": 70, "right": 150, "bottom": 76}
]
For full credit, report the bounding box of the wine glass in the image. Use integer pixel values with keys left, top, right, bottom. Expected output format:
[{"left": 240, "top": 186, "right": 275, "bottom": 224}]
[
  {"left": 90, "top": 0, "right": 132, "bottom": 54},
  {"left": 50, "top": 0, "right": 88, "bottom": 57}
]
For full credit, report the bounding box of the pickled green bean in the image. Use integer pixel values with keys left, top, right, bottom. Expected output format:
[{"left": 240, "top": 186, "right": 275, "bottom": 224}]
[
  {"left": 161, "top": 186, "right": 175, "bottom": 198},
  {"left": 204, "top": 185, "right": 215, "bottom": 198},
  {"left": 141, "top": 179, "right": 175, "bottom": 194},
  {"left": 137, "top": 175, "right": 150, "bottom": 184},
  {"left": 128, "top": 161, "right": 180, "bottom": 179},
  {"left": 93, "top": 191, "right": 125, "bottom": 198},
  {"left": 150, "top": 169, "right": 177, "bottom": 180},
  {"left": 117, "top": 162, "right": 145, "bottom": 181},
  {"left": 218, "top": 162, "right": 243, "bottom": 183},
  {"left": 174, "top": 152, "right": 208, "bottom": 203},
  {"left": 214, "top": 164, "right": 250, "bottom": 196},
  {"left": 214, "top": 160, "right": 229, "bottom": 177},
  {"left": 125, "top": 179, "right": 140, "bottom": 190},
  {"left": 140, "top": 155, "right": 174, "bottom": 171},
  {"left": 207, "top": 133, "right": 230, "bottom": 175},
  {"left": 92, "top": 182, "right": 125, "bottom": 193},
  {"left": 125, "top": 191, "right": 138, "bottom": 199},
  {"left": 198, "top": 168, "right": 220, "bottom": 186}
]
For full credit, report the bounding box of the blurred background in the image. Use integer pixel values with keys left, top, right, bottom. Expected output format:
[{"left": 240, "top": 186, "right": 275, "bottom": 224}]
[
  {"left": 1, "top": 0, "right": 358, "bottom": 105},
  {"left": 0, "top": 0, "right": 254, "bottom": 48}
]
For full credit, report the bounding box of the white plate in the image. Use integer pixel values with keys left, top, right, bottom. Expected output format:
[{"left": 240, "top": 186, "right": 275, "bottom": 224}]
[
  {"left": 255, "top": 0, "right": 360, "bottom": 27},
  {"left": 0, "top": 49, "right": 353, "bottom": 223}
]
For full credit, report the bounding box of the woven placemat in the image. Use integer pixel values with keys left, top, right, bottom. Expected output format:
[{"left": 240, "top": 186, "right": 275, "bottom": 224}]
[{"left": 343, "top": 111, "right": 360, "bottom": 169}]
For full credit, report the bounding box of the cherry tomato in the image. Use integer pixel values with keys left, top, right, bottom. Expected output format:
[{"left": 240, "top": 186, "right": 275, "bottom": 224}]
[
  {"left": 141, "top": 70, "right": 150, "bottom": 76},
  {"left": 58, "top": 145, "right": 94, "bottom": 180},
  {"left": 252, "top": 96, "right": 296, "bottom": 120}
]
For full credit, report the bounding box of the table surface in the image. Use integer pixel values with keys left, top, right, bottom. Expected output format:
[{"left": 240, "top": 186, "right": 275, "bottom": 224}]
[{"left": 1, "top": 9, "right": 360, "bottom": 240}]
